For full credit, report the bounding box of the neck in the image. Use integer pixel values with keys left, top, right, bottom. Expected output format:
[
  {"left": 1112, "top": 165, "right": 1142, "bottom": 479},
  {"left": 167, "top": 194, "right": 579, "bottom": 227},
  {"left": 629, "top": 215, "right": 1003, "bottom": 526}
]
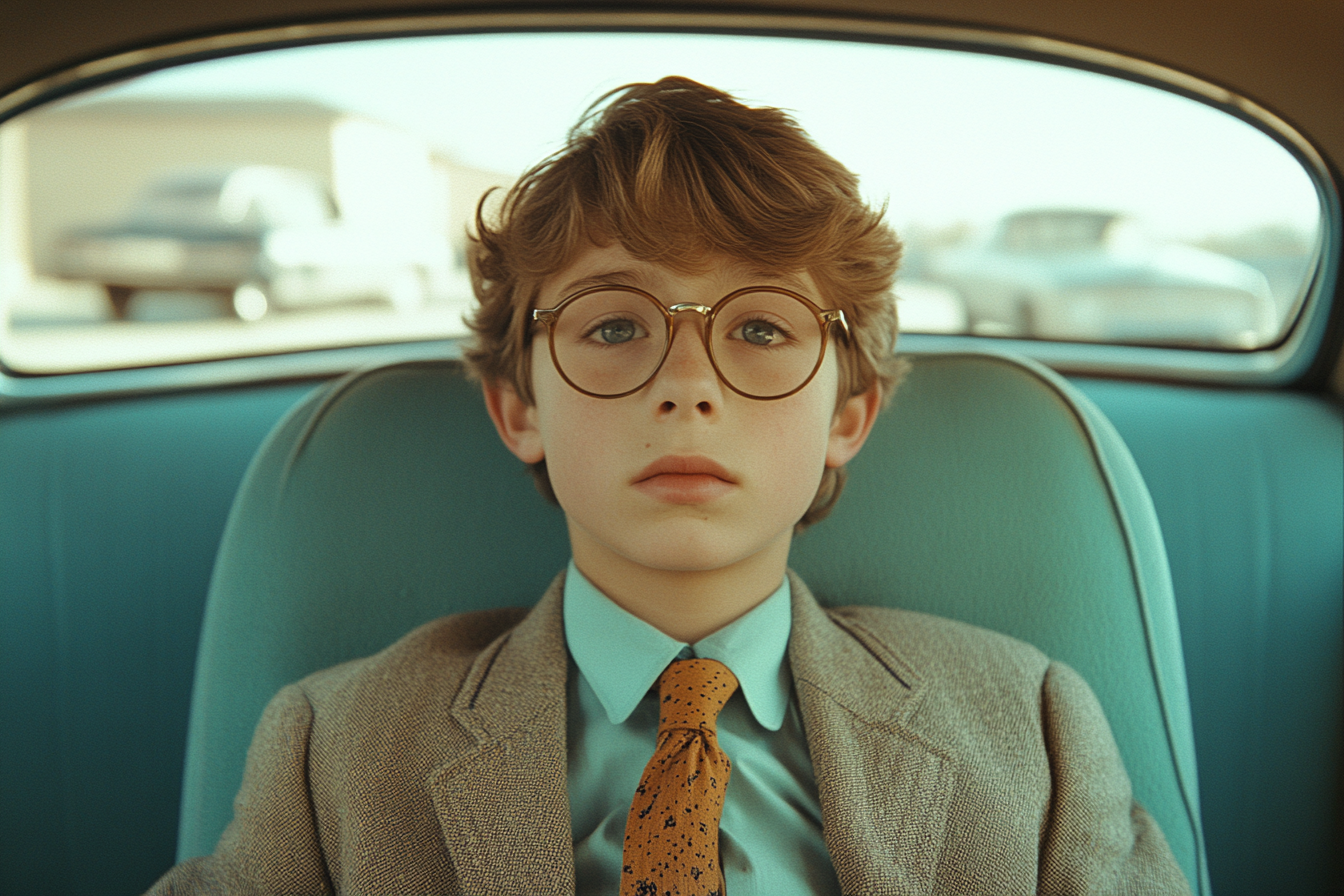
[{"left": 570, "top": 534, "right": 791, "bottom": 643}]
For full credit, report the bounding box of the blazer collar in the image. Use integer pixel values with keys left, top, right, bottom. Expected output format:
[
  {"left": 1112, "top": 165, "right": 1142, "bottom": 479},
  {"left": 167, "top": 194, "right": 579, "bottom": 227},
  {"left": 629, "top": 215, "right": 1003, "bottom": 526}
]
[
  {"left": 426, "top": 569, "right": 955, "bottom": 895},
  {"left": 427, "top": 572, "right": 576, "bottom": 895},
  {"left": 788, "top": 571, "right": 954, "bottom": 896}
]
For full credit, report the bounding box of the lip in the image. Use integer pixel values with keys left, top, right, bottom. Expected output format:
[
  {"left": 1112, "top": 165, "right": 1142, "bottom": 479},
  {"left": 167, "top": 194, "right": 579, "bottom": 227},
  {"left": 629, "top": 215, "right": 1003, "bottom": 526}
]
[
  {"left": 634, "top": 455, "right": 736, "bottom": 483},
  {"left": 633, "top": 455, "right": 737, "bottom": 504}
]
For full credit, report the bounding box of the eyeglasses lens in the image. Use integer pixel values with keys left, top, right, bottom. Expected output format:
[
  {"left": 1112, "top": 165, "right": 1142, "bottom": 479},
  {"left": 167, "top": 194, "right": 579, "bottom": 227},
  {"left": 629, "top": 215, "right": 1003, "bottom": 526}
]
[
  {"left": 711, "top": 291, "right": 823, "bottom": 397},
  {"left": 550, "top": 290, "right": 824, "bottom": 398},
  {"left": 550, "top": 290, "right": 668, "bottom": 396}
]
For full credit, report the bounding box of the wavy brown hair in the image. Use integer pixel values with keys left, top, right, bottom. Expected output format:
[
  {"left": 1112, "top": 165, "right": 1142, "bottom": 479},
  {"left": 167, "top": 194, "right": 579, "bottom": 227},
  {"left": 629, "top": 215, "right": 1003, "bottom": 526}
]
[{"left": 465, "top": 76, "right": 905, "bottom": 528}]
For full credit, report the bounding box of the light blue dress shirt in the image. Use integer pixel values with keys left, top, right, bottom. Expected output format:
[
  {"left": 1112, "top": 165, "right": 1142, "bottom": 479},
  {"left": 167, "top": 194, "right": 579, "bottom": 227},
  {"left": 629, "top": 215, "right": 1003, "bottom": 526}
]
[{"left": 563, "top": 561, "right": 841, "bottom": 896}]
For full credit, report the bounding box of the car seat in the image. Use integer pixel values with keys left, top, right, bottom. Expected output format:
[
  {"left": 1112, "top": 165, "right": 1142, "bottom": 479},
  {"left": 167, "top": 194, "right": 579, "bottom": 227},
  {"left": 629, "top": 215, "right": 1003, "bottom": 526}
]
[{"left": 175, "top": 351, "right": 1211, "bottom": 893}]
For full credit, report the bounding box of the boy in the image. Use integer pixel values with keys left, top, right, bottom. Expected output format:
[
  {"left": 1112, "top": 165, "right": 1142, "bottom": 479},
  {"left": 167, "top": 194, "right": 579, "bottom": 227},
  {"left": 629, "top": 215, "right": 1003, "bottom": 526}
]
[{"left": 149, "top": 77, "right": 1189, "bottom": 894}]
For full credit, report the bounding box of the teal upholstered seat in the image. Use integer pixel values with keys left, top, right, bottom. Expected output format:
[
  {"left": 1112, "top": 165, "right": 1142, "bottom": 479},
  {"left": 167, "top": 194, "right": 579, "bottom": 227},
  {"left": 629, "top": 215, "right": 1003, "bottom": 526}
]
[{"left": 176, "top": 351, "right": 1210, "bottom": 893}]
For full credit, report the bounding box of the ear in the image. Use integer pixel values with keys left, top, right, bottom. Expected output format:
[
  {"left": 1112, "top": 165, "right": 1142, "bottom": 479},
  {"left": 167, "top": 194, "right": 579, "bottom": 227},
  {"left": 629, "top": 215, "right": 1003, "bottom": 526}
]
[
  {"left": 483, "top": 380, "right": 545, "bottom": 464},
  {"left": 826, "top": 384, "right": 881, "bottom": 468}
]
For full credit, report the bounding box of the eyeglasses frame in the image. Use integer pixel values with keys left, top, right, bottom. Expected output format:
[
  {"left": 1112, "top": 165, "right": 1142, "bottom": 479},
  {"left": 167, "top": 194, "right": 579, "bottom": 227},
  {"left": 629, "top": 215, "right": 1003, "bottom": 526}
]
[{"left": 531, "top": 284, "right": 850, "bottom": 400}]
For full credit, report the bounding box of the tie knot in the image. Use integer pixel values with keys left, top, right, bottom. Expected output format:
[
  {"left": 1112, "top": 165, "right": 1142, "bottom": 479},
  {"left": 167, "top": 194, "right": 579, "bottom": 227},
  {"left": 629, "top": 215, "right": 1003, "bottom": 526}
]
[{"left": 656, "top": 658, "right": 739, "bottom": 734}]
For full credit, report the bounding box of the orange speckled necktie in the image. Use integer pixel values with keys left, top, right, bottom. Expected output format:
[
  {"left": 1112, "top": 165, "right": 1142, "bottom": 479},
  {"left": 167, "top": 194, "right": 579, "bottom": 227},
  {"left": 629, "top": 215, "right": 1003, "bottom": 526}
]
[{"left": 621, "top": 658, "right": 739, "bottom": 896}]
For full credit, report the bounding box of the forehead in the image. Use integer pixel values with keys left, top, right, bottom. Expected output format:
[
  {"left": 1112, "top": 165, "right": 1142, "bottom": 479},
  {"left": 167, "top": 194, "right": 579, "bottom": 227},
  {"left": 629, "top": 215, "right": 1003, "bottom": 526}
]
[{"left": 542, "top": 243, "right": 818, "bottom": 303}]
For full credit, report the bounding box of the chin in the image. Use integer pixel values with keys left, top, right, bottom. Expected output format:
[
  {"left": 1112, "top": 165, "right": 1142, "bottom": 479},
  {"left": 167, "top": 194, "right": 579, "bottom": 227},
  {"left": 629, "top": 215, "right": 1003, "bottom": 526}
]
[{"left": 618, "top": 523, "right": 792, "bottom": 574}]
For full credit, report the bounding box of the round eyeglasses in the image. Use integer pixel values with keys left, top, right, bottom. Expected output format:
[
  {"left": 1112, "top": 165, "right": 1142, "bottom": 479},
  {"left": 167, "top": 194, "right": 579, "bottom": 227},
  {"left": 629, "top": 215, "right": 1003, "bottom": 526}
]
[{"left": 531, "top": 285, "right": 849, "bottom": 400}]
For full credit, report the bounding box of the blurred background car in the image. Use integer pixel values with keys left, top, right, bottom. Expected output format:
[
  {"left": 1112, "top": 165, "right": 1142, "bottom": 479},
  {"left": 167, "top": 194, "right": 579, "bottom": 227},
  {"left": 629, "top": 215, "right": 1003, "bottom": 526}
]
[
  {"left": 930, "top": 208, "right": 1278, "bottom": 347},
  {"left": 54, "top": 165, "right": 453, "bottom": 321}
]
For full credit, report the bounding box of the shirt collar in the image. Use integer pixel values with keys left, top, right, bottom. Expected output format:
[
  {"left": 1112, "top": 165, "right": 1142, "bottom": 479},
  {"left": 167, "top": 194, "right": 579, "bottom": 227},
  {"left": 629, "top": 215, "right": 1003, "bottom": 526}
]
[{"left": 562, "top": 560, "right": 793, "bottom": 731}]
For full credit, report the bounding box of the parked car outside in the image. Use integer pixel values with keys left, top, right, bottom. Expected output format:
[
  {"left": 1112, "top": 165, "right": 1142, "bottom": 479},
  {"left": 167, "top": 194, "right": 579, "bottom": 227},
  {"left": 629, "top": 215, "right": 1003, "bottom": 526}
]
[
  {"left": 931, "top": 208, "right": 1278, "bottom": 347},
  {"left": 54, "top": 165, "right": 453, "bottom": 320}
]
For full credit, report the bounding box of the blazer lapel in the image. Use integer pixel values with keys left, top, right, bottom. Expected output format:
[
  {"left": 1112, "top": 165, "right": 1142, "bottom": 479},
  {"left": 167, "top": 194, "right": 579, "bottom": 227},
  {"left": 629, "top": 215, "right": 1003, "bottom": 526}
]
[
  {"left": 428, "top": 576, "right": 576, "bottom": 895},
  {"left": 788, "top": 573, "right": 953, "bottom": 896}
]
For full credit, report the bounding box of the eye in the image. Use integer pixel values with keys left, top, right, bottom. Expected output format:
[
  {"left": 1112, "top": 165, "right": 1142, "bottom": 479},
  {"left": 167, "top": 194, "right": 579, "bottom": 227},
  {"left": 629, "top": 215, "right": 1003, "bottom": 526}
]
[
  {"left": 583, "top": 316, "right": 646, "bottom": 345},
  {"left": 733, "top": 317, "right": 793, "bottom": 346},
  {"left": 741, "top": 320, "right": 782, "bottom": 345}
]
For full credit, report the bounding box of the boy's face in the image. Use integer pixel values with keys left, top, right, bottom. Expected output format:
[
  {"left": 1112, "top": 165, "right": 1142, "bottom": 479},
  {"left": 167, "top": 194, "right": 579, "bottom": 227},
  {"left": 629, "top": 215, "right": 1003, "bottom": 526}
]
[{"left": 486, "top": 242, "right": 878, "bottom": 585}]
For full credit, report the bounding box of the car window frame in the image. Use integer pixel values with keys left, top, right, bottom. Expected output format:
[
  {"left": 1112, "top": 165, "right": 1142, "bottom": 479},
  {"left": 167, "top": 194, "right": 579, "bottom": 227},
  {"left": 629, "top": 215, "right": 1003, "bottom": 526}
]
[{"left": 0, "top": 8, "right": 1338, "bottom": 403}]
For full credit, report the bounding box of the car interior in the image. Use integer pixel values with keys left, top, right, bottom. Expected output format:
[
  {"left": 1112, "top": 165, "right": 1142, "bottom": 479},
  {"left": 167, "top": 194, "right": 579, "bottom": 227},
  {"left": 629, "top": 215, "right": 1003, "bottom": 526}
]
[{"left": 1, "top": 2, "right": 1340, "bottom": 895}]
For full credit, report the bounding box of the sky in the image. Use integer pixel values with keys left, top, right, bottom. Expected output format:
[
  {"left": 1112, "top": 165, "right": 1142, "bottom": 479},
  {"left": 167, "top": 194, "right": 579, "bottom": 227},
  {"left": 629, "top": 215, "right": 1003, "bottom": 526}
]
[{"left": 74, "top": 31, "right": 1322, "bottom": 241}]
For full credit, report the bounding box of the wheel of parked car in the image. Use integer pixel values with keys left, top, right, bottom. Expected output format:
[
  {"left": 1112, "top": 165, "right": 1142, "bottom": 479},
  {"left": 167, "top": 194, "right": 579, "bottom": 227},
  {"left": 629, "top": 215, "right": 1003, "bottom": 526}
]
[
  {"left": 104, "top": 285, "right": 134, "bottom": 321},
  {"left": 1016, "top": 294, "right": 1039, "bottom": 337},
  {"left": 231, "top": 282, "right": 270, "bottom": 322}
]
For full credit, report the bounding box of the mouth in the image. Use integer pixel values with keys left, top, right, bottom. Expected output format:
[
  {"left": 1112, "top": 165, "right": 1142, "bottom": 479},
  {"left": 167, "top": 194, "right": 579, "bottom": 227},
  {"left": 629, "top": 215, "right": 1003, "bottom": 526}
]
[
  {"left": 633, "top": 455, "right": 737, "bottom": 504},
  {"left": 635, "top": 455, "right": 736, "bottom": 483}
]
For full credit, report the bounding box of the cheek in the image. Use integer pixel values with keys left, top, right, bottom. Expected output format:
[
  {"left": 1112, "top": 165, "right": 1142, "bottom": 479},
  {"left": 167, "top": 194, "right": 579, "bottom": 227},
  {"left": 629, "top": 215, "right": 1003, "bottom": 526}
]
[
  {"left": 789, "top": 364, "right": 845, "bottom": 460},
  {"left": 750, "top": 380, "right": 839, "bottom": 496},
  {"left": 775, "top": 409, "right": 833, "bottom": 482},
  {"left": 531, "top": 361, "right": 622, "bottom": 507}
]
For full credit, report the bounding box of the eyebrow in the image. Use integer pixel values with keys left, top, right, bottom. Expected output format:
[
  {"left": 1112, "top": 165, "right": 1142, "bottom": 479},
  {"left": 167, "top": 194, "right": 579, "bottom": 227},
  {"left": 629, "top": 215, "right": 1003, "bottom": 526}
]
[
  {"left": 556, "top": 266, "right": 812, "bottom": 299},
  {"left": 739, "top": 267, "right": 811, "bottom": 291},
  {"left": 557, "top": 269, "right": 647, "bottom": 296}
]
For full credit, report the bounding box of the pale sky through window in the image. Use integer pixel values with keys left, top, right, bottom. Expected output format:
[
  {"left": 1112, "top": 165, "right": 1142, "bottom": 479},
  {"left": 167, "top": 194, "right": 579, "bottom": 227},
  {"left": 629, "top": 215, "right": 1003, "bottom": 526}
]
[{"left": 82, "top": 32, "right": 1320, "bottom": 242}]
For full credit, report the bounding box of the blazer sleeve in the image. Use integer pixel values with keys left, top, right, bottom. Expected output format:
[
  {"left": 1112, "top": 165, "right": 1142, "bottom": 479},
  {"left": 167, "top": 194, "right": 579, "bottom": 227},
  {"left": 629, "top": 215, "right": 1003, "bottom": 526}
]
[
  {"left": 1037, "top": 662, "right": 1192, "bottom": 896},
  {"left": 144, "top": 684, "right": 334, "bottom": 896}
]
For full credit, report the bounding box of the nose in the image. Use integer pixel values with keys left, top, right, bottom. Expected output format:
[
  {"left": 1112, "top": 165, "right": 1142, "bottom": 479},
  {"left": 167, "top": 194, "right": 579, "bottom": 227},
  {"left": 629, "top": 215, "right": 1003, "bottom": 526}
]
[{"left": 651, "top": 307, "right": 720, "bottom": 416}]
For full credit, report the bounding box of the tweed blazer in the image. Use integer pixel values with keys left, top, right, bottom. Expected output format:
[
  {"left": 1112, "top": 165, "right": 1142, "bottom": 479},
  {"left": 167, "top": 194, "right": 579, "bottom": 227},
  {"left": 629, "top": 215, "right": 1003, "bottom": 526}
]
[{"left": 149, "top": 572, "right": 1189, "bottom": 895}]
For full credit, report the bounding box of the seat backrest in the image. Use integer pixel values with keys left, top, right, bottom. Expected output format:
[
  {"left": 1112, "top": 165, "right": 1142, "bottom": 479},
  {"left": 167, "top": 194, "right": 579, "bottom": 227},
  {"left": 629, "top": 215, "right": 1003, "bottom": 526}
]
[{"left": 177, "top": 351, "right": 1209, "bottom": 893}]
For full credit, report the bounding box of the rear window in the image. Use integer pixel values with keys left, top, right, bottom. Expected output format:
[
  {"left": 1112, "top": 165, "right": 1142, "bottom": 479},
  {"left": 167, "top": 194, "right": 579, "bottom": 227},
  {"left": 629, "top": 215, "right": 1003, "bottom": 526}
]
[{"left": 0, "top": 30, "right": 1324, "bottom": 373}]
